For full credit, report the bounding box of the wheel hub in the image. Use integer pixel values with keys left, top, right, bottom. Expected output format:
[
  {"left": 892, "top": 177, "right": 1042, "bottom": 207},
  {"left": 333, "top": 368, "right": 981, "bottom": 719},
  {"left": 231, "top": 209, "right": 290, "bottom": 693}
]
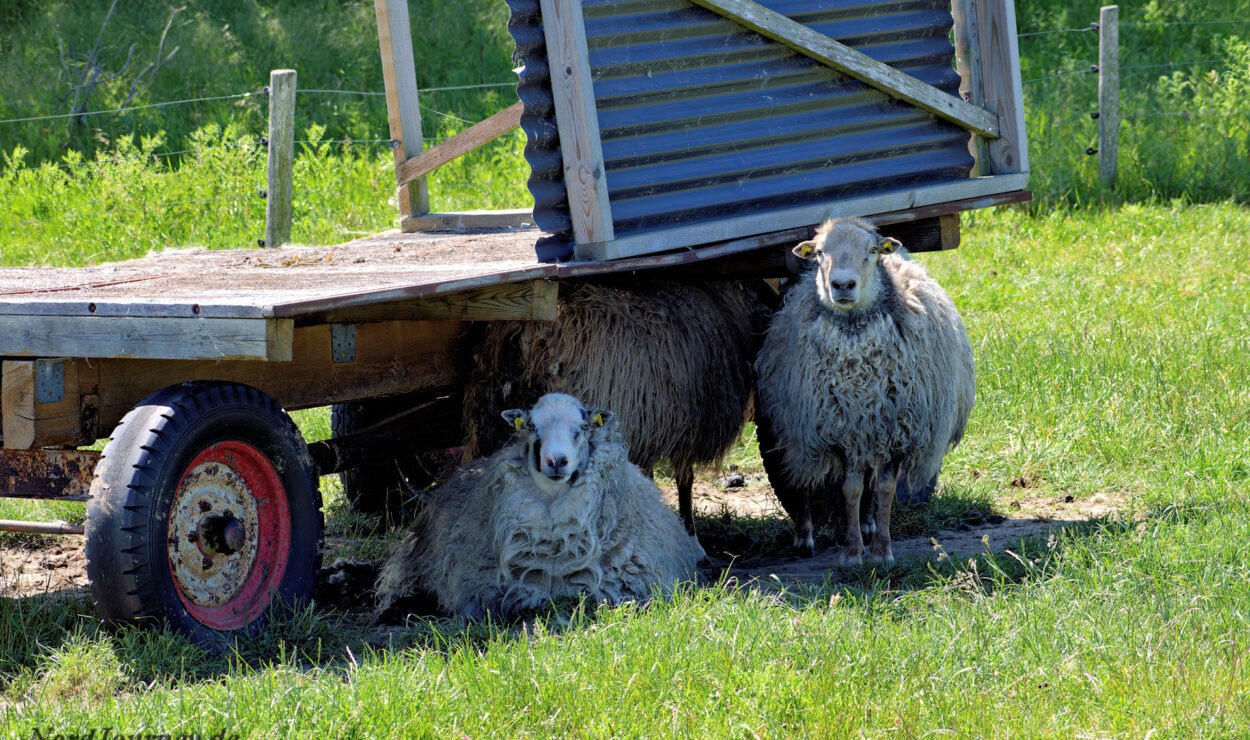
[{"left": 168, "top": 460, "right": 261, "bottom": 608}]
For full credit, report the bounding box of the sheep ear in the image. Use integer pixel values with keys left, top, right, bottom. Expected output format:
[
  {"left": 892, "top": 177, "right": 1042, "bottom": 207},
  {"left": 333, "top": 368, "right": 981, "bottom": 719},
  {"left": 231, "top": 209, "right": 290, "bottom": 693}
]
[
  {"left": 501, "top": 409, "right": 527, "bottom": 431},
  {"left": 793, "top": 240, "right": 818, "bottom": 260},
  {"left": 590, "top": 409, "right": 611, "bottom": 427},
  {"left": 874, "top": 237, "right": 901, "bottom": 254}
]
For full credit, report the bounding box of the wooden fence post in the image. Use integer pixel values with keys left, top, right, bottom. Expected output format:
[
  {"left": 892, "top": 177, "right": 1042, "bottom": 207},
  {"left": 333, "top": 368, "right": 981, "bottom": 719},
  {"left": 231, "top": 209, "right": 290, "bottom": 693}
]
[
  {"left": 265, "top": 69, "right": 296, "bottom": 248},
  {"left": 1098, "top": 6, "right": 1119, "bottom": 187}
]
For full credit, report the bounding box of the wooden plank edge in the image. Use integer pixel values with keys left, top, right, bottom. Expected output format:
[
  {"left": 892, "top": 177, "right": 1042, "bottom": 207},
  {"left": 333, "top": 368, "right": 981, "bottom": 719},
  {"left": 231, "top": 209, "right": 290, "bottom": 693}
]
[
  {"left": 690, "top": 0, "right": 1001, "bottom": 139},
  {"left": 0, "top": 316, "right": 293, "bottom": 362},
  {"left": 310, "top": 279, "right": 558, "bottom": 323},
  {"left": 401, "top": 209, "right": 536, "bottom": 233},
  {"left": 271, "top": 264, "right": 558, "bottom": 319},
  {"left": 575, "top": 175, "right": 1031, "bottom": 262},
  {"left": 395, "top": 102, "right": 523, "bottom": 187},
  {"left": 0, "top": 302, "right": 275, "bottom": 319},
  {"left": 559, "top": 191, "right": 1028, "bottom": 278}
]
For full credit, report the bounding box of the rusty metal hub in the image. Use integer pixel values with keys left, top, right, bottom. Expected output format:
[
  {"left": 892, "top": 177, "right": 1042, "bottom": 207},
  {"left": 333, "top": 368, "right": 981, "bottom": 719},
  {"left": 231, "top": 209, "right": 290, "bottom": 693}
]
[{"left": 168, "top": 459, "right": 261, "bottom": 609}]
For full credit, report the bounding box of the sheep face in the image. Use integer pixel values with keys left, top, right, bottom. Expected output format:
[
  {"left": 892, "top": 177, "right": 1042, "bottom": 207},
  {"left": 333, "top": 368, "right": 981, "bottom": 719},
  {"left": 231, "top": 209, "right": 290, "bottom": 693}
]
[
  {"left": 795, "top": 219, "right": 901, "bottom": 312},
  {"left": 501, "top": 393, "right": 611, "bottom": 493}
]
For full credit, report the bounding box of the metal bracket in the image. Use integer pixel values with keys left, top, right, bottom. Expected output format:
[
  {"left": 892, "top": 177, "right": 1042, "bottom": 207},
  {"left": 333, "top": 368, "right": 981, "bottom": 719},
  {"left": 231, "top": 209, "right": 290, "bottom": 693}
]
[
  {"left": 35, "top": 359, "right": 65, "bottom": 404},
  {"left": 330, "top": 324, "right": 356, "bottom": 363}
]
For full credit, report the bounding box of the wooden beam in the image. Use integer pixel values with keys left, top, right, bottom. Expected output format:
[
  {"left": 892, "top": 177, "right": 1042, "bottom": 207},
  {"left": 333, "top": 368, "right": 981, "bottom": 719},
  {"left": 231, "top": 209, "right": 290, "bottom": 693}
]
[
  {"left": 91, "top": 320, "right": 469, "bottom": 436},
  {"left": 312, "top": 280, "right": 557, "bottom": 323},
  {"left": 402, "top": 208, "right": 535, "bottom": 233},
  {"left": 539, "top": 0, "right": 615, "bottom": 245},
  {"left": 0, "top": 316, "right": 293, "bottom": 361},
  {"left": 952, "top": 0, "right": 991, "bottom": 176},
  {"left": 689, "top": 0, "right": 1001, "bottom": 139},
  {"left": 375, "top": 0, "right": 429, "bottom": 218},
  {"left": 581, "top": 172, "right": 1030, "bottom": 261},
  {"left": 2, "top": 360, "right": 94, "bottom": 449},
  {"left": 877, "top": 213, "right": 960, "bottom": 253},
  {"left": 974, "top": 0, "right": 1028, "bottom": 175},
  {"left": 395, "top": 102, "right": 523, "bottom": 187}
]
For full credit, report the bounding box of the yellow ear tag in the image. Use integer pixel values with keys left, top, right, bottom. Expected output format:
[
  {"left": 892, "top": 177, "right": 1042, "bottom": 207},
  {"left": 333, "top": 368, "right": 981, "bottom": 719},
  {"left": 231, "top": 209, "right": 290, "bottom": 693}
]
[
  {"left": 878, "top": 238, "right": 895, "bottom": 254},
  {"left": 513, "top": 416, "right": 526, "bottom": 431},
  {"left": 592, "top": 412, "right": 604, "bottom": 427},
  {"left": 798, "top": 242, "right": 815, "bottom": 258}
]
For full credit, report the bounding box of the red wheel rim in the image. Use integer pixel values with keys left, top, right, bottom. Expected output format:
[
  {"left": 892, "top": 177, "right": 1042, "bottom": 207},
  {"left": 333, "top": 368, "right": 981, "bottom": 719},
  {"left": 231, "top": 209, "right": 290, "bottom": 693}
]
[{"left": 167, "top": 440, "right": 292, "bottom": 631}]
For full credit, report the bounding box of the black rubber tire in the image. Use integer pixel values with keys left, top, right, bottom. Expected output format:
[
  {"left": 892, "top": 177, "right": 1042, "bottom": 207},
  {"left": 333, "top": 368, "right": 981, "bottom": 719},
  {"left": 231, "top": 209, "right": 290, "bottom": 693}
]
[
  {"left": 84, "top": 381, "right": 322, "bottom": 647},
  {"left": 330, "top": 398, "right": 452, "bottom": 527}
]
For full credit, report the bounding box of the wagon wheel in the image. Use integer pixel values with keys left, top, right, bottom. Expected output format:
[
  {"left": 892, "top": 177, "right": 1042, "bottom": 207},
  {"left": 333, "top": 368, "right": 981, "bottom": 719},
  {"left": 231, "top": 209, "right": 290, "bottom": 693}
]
[
  {"left": 330, "top": 397, "right": 455, "bottom": 528},
  {"left": 85, "top": 381, "right": 322, "bottom": 646}
]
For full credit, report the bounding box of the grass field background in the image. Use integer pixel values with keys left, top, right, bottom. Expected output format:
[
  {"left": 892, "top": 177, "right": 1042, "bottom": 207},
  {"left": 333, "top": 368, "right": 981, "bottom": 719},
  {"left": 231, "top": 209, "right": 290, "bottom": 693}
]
[{"left": 2, "top": 0, "right": 1249, "bottom": 735}]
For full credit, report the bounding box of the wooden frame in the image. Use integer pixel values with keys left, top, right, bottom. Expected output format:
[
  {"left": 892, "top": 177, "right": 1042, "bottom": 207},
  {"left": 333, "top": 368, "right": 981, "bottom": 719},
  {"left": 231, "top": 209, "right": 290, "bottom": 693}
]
[
  {"left": 376, "top": 0, "right": 532, "bottom": 233},
  {"left": 1, "top": 321, "right": 471, "bottom": 449}
]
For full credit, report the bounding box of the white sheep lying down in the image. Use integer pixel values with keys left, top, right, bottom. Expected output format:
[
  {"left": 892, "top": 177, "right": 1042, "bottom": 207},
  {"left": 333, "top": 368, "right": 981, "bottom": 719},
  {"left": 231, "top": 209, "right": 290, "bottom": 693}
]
[
  {"left": 376, "top": 393, "right": 705, "bottom": 619},
  {"left": 463, "top": 279, "right": 769, "bottom": 538},
  {"left": 755, "top": 217, "right": 975, "bottom": 563}
]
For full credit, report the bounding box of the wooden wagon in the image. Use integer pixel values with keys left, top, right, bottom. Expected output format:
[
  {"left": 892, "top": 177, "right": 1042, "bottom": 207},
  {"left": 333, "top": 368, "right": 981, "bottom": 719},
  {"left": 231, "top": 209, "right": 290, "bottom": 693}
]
[{"left": 0, "top": 0, "right": 1028, "bottom": 642}]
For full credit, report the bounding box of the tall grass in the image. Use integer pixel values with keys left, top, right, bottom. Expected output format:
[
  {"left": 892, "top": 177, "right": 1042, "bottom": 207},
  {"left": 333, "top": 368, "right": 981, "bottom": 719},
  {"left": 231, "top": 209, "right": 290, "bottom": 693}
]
[
  {"left": 0, "top": 1, "right": 515, "bottom": 163},
  {"left": 1017, "top": 0, "right": 1250, "bottom": 205},
  {"left": 0, "top": 122, "right": 529, "bottom": 265}
]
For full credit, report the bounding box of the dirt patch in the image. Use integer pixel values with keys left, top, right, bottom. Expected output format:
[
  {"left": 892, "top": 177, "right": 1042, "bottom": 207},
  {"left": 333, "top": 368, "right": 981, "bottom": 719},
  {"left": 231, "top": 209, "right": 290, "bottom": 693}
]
[
  {"left": 670, "top": 479, "right": 1124, "bottom": 590},
  {"left": 1, "top": 485, "right": 1127, "bottom": 607},
  {"left": 0, "top": 537, "right": 89, "bottom": 600}
]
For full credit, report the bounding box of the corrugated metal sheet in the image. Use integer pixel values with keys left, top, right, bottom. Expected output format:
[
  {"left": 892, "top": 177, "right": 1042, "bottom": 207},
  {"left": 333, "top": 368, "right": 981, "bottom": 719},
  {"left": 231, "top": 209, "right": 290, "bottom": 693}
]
[{"left": 508, "top": 0, "right": 974, "bottom": 261}]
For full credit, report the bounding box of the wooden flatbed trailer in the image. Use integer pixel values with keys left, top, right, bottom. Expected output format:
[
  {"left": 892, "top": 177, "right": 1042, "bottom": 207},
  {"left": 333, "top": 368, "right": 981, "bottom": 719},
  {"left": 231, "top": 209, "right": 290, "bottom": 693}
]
[{"left": 0, "top": 0, "right": 1029, "bottom": 642}]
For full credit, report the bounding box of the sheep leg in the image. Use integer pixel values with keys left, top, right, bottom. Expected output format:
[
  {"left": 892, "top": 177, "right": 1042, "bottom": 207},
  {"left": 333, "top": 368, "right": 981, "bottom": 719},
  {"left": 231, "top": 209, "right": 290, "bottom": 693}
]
[
  {"left": 676, "top": 463, "right": 697, "bottom": 536},
  {"left": 859, "top": 469, "right": 877, "bottom": 539},
  {"left": 869, "top": 467, "right": 900, "bottom": 564},
  {"left": 792, "top": 491, "right": 816, "bottom": 557},
  {"left": 840, "top": 473, "right": 865, "bottom": 567}
]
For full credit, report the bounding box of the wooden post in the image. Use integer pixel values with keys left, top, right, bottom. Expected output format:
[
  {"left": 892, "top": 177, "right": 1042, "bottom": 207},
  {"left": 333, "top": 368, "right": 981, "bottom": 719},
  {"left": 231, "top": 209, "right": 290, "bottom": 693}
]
[
  {"left": 1098, "top": 5, "right": 1119, "bottom": 187},
  {"left": 539, "top": 0, "right": 616, "bottom": 252},
  {"left": 971, "top": 0, "right": 1028, "bottom": 176},
  {"left": 375, "top": 0, "right": 429, "bottom": 223},
  {"left": 265, "top": 69, "right": 296, "bottom": 248},
  {"left": 952, "top": 0, "right": 990, "bottom": 177}
]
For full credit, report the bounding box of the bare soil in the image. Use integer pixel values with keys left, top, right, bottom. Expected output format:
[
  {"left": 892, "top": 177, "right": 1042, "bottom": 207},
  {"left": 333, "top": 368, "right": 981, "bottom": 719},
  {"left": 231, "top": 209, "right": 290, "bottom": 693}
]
[
  {"left": 671, "top": 478, "right": 1126, "bottom": 589},
  {"left": 1, "top": 480, "right": 1128, "bottom": 610}
]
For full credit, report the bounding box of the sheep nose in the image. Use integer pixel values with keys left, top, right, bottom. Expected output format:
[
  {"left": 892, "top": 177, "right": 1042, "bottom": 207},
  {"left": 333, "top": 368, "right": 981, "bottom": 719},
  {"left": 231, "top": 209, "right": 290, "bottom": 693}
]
[
  {"left": 831, "top": 278, "right": 857, "bottom": 292},
  {"left": 546, "top": 455, "right": 568, "bottom": 471}
]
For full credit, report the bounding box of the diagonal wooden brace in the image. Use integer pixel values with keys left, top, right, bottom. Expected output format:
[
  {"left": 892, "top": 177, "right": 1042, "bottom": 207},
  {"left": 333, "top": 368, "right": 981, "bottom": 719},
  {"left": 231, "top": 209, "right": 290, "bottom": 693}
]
[{"left": 689, "top": 0, "right": 1002, "bottom": 139}]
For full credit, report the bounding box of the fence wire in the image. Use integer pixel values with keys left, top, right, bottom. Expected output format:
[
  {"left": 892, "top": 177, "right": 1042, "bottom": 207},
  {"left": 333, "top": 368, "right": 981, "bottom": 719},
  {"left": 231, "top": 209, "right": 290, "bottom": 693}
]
[
  {"left": 0, "top": 92, "right": 262, "bottom": 127},
  {"left": 1, "top": 12, "right": 1247, "bottom": 180}
]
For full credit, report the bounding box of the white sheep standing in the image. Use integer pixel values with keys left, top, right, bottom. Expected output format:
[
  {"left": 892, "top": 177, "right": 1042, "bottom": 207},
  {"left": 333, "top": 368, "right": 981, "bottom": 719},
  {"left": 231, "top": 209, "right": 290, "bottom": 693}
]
[
  {"left": 376, "top": 392, "right": 705, "bottom": 619},
  {"left": 754, "top": 217, "right": 975, "bottom": 563}
]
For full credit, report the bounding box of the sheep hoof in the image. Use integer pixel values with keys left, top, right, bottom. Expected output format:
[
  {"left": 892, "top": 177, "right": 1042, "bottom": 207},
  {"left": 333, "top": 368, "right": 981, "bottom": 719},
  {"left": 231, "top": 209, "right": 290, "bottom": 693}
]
[
  {"left": 860, "top": 520, "right": 877, "bottom": 537},
  {"left": 839, "top": 549, "right": 864, "bottom": 568},
  {"left": 869, "top": 550, "right": 895, "bottom": 565},
  {"left": 792, "top": 535, "right": 816, "bottom": 558}
]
